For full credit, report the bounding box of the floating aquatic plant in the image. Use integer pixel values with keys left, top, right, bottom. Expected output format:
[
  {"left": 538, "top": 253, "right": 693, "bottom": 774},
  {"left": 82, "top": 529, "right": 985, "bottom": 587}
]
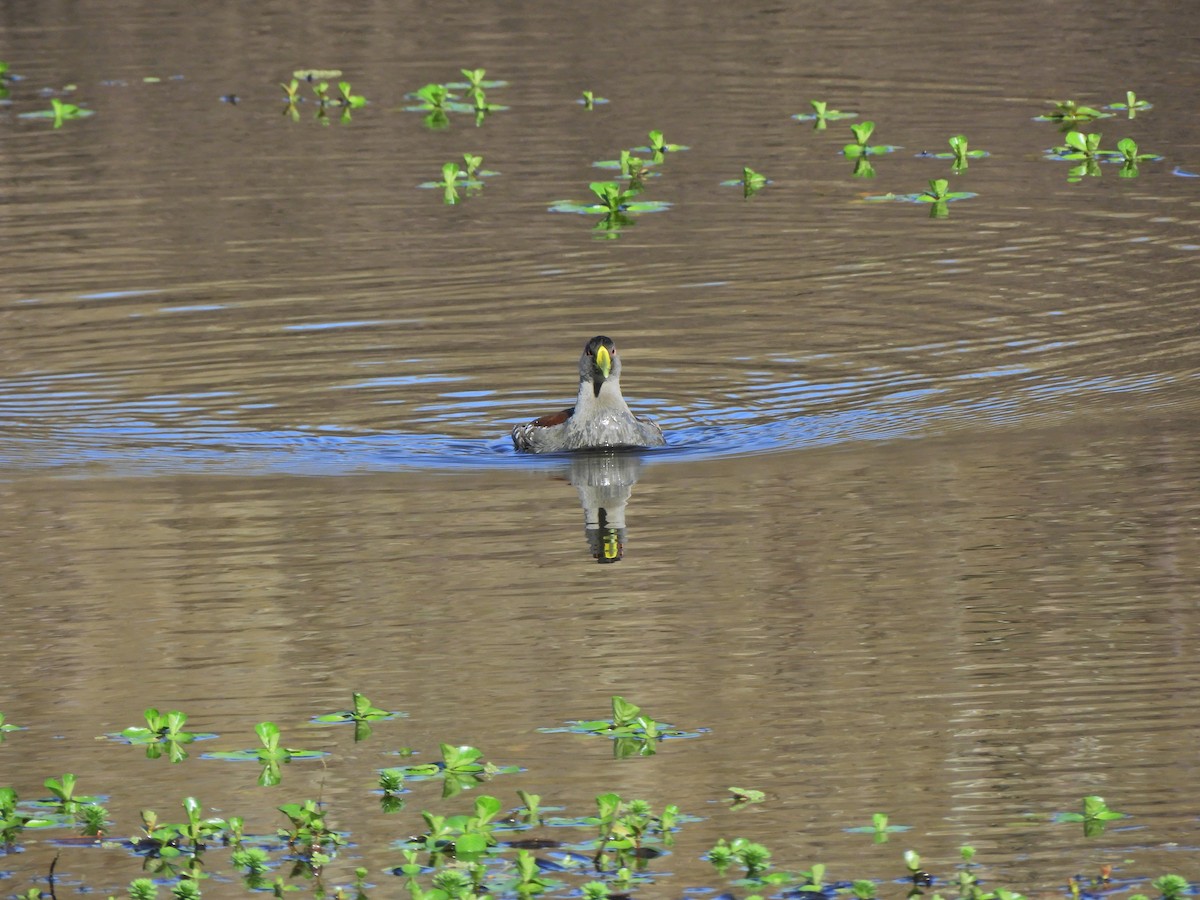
[
  {"left": 105, "top": 708, "right": 216, "bottom": 762},
  {"left": 708, "top": 837, "right": 774, "bottom": 880},
  {"left": 865, "top": 179, "right": 976, "bottom": 217},
  {"left": 726, "top": 787, "right": 766, "bottom": 808},
  {"left": 843, "top": 121, "right": 897, "bottom": 158},
  {"left": 628, "top": 129, "right": 688, "bottom": 163},
  {"left": 793, "top": 98, "right": 858, "bottom": 129},
  {"left": 1107, "top": 90, "right": 1152, "bottom": 117},
  {"left": 903, "top": 848, "right": 933, "bottom": 885},
  {"left": 1114, "top": 137, "right": 1162, "bottom": 177},
  {"left": 202, "top": 721, "right": 327, "bottom": 787},
  {"left": 0, "top": 787, "right": 27, "bottom": 846},
  {"left": 538, "top": 695, "right": 700, "bottom": 757},
  {"left": 579, "top": 89, "right": 609, "bottom": 108},
  {"left": 916, "top": 134, "right": 990, "bottom": 172},
  {"left": 383, "top": 743, "right": 518, "bottom": 799},
  {"left": 312, "top": 691, "right": 403, "bottom": 741},
  {"left": 294, "top": 68, "right": 342, "bottom": 82},
  {"left": 281, "top": 74, "right": 364, "bottom": 122},
  {"left": 19, "top": 97, "right": 94, "bottom": 127},
  {"left": 548, "top": 182, "right": 670, "bottom": 217},
  {"left": 1035, "top": 99, "right": 1111, "bottom": 124},
  {"left": 592, "top": 150, "right": 660, "bottom": 188},
  {"left": 1151, "top": 875, "right": 1190, "bottom": 900},
  {"left": 845, "top": 811, "right": 911, "bottom": 843},
  {"left": 447, "top": 67, "right": 508, "bottom": 92},
  {"left": 721, "top": 167, "right": 769, "bottom": 197},
  {"left": 406, "top": 72, "right": 506, "bottom": 128},
  {"left": 1054, "top": 795, "right": 1125, "bottom": 838},
  {"left": 405, "top": 793, "right": 504, "bottom": 857},
  {"left": 277, "top": 798, "right": 346, "bottom": 860}
]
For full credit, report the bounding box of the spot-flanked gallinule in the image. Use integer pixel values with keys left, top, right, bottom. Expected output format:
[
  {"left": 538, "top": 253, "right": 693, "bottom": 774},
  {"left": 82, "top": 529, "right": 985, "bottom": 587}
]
[{"left": 511, "top": 336, "right": 665, "bottom": 453}]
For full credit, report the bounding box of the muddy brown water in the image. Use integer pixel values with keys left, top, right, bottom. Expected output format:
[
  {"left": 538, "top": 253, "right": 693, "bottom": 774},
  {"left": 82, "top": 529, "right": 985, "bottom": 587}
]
[{"left": 2, "top": 1, "right": 1199, "bottom": 897}]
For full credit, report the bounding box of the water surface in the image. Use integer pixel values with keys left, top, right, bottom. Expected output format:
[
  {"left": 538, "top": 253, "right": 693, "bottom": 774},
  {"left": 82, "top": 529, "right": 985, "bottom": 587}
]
[{"left": 2, "top": 1, "right": 1200, "bottom": 897}]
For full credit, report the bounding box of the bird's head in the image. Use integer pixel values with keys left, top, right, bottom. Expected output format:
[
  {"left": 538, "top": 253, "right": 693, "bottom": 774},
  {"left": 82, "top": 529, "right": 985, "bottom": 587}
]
[{"left": 580, "top": 335, "right": 619, "bottom": 396}]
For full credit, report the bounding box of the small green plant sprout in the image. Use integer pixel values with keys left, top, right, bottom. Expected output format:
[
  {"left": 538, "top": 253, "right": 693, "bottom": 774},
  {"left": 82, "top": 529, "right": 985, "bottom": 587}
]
[
  {"left": 255, "top": 721, "right": 291, "bottom": 762},
  {"left": 0, "top": 786, "right": 28, "bottom": 846},
  {"left": 1108, "top": 90, "right": 1152, "bottom": 117},
  {"left": 508, "top": 848, "right": 559, "bottom": 893},
  {"left": 78, "top": 803, "right": 109, "bottom": 837},
  {"left": 727, "top": 786, "right": 766, "bottom": 809},
  {"left": 793, "top": 98, "right": 859, "bottom": 129},
  {"left": 845, "top": 811, "right": 911, "bottom": 843},
  {"left": 336, "top": 81, "right": 366, "bottom": 108},
  {"left": 405, "top": 82, "right": 463, "bottom": 129},
  {"left": 918, "top": 134, "right": 990, "bottom": 172},
  {"left": 172, "top": 878, "right": 201, "bottom": 900},
  {"left": 732, "top": 838, "right": 773, "bottom": 879},
  {"left": 516, "top": 789, "right": 542, "bottom": 823},
  {"left": 410, "top": 82, "right": 452, "bottom": 109},
  {"left": 386, "top": 743, "right": 517, "bottom": 798},
  {"left": 592, "top": 149, "right": 658, "bottom": 182},
  {"left": 1114, "top": 137, "right": 1162, "bottom": 177},
  {"left": 112, "top": 708, "right": 214, "bottom": 761},
  {"left": 43, "top": 774, "right": 92, "bottom": 814},
  {"left": 796, "top": 863, "right": 827, "bottom": 892},
  {"left": 19, "top": 97, "right": 95, "bottom": 128},
  {"left": 918, "top": 178, "right": 972, "bottom": 203},
  {"left": 721, "top": 167, "right": 769, "bottom": 197},
  {"left": 178, "top": 796, "right": 225, "bottom": 849},
  {"left": 128, "top": 877, "right": 159, "bottom": 900},
  {"left": 447, "top": 68, "right": 508, "bottom": 93},
  {"left": 579, "top": 89, "right": 611, "bottom": 108},
  {"left": 539, "top": 695, "right": 696, "bottom": 756},
  {"left": 844, "top": 880, "right": 878, "bottom": 900},
  {"left": 954, "top": 844, "right": 979, "bottom": 890},
  {"left": 277, "top": 799, "right": 345, "bottom": 859},
  {"left": 124, "top": 708, "right": 194, "bottom": 741},
  {"left": 1152, "top": 875, "right": 1190, "bottom": 900},
  {"left": 418, "top": 162, "right": 471, "bottom": 204},
  {"left": 460, "top": 68, "right": 488, "bottom": 99},
  {"left": 1050, "top": 131, "right": 1105, "bottom": 161},
  {"left": 411, "top": 794, "right": 503, "bottom": 857},
  {"left": 309, "top": 80, "right": 331, "bottom": 108},
  {"left": 904, "top": 849, "right": 933, "bottom": 886},
  {"left": 843, "top": 121, "right": 897, "bottom": 158},
  {"left": 0, "top": 712, "right": 23, "bottom": 734},
  {"left": 642, "top": 129, "right": 689, "bottom": 159},
  {"left": 708, "top": 838, "right": 736, "bottom": 874},
  {"left": 313, "top": 692, "right": 399, "bottom": 741},
  {"left": 202, "top": 721, "right": 325, "bottom": 786},
  {"left": 460, "top": 153, "right": 499, "bottom": 184},
  {"left": 582, "top": 882, "right": 610, "bottom": 900},
  {"left": 377, "top": 767, "right": 406, "bottom": 813},
  {"left": 133, "top": 808, "right": 186, "bottom": 858},
  {"left": 549, "top": 183, "right": 670, "bottom": 219},
  {"left": 1054, "top": 795, "right": 1126, "bottom": 837},
  {"left": 467, "top": 87, "right": 508, "bottom": 123},
  {"left": 866, "top": 179, "right": 975, "bottom": 216},
  {"left": 1036, "top": 99, "right": 1111, "bottom": 124}
]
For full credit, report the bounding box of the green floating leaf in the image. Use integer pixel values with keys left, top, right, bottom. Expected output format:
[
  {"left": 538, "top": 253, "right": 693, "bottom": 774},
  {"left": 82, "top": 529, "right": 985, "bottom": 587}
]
[{"left": 294, "top": 68, "right": 342, "bottom": 81}]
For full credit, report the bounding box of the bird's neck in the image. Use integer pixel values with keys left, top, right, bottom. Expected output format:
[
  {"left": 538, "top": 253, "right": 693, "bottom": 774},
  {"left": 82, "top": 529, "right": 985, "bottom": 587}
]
[{"left": 577, "top": 377, "right": 626, "bottom": 410}]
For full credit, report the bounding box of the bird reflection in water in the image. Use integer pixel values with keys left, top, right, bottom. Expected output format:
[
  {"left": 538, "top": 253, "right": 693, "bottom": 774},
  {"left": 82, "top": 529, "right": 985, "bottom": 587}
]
[{"left": 567, "top": 450, "right": 644, "bottom": 563}]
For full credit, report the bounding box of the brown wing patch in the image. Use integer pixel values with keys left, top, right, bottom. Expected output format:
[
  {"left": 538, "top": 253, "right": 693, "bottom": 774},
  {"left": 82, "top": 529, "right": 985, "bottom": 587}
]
[{"left": 530, "top": 406, "right": 574, "bottom": 428}]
